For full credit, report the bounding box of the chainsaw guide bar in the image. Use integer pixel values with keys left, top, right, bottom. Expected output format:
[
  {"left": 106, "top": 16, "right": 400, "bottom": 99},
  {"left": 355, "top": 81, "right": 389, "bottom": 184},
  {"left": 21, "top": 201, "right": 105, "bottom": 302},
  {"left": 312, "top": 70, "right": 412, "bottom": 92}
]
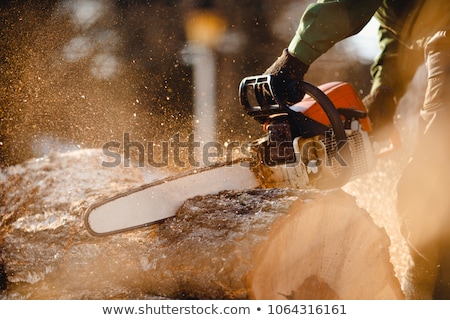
[{"left": 84, "top": 159, "right": 260, "bottom": 236}]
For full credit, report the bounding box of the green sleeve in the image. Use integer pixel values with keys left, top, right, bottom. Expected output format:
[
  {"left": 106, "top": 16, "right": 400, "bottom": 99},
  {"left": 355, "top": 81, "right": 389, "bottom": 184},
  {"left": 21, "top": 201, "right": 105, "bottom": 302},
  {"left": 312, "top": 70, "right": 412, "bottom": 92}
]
[
  {"left": 370, "top": 26, "right": 423, "bottom": 98},
  {"left": 288, "top": 0, "right": 383, "bottom": 64}
]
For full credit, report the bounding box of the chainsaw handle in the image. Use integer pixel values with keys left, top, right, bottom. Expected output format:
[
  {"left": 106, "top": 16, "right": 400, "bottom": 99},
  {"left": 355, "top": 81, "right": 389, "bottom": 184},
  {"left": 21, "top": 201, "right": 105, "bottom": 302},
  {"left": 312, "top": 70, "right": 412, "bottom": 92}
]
[
  {"left": 239, "top": 75, "right": 348, "bottom": 143},
  {"left": 297, "top": 81, "right": 347, "bottom": 143},
  {"left": 239, "top": 75, "right": 280, "bottom": 122}
]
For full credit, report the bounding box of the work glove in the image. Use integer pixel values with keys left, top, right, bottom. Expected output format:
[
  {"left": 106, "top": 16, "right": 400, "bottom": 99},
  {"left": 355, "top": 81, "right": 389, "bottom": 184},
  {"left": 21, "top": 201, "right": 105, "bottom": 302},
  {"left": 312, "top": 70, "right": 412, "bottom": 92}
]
[
  {"left": 264, "top": 49, "right": 309, "bottom": 106},
  {"left": 362, "top": 86, "right": 397, "bottom": 143}
]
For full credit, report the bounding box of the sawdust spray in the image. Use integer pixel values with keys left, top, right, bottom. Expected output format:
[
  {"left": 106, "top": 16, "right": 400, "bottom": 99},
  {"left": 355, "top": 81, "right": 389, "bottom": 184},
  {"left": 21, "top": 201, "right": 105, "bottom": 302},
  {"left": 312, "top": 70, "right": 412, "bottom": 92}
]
[{"left": 0, "top": 0, "right": 195, "bottom": 168}]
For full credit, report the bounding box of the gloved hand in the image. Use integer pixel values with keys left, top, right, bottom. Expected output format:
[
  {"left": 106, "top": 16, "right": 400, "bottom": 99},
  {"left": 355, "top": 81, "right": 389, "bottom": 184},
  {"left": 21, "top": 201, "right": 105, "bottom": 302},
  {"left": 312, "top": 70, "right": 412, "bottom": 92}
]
[
  {"left": 264, "top": 49, "right": 309, "bottom": 105},
  {"left": 362, "top": 85, "right": 397, "bottom": 142}
]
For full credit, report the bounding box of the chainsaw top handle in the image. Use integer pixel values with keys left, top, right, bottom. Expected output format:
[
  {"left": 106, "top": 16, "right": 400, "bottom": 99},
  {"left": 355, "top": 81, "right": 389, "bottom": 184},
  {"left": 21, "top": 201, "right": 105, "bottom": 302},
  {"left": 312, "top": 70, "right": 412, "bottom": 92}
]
[{"left": 239, "top": 74, "right": 353, "bottom": 189}]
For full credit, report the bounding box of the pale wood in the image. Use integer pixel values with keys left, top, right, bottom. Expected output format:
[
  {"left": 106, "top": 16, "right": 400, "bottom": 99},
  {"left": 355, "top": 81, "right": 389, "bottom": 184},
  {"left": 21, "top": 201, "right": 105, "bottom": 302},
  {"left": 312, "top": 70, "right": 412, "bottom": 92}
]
[{"left": 249, "top": 191, "right": 404, "bottom": 299}]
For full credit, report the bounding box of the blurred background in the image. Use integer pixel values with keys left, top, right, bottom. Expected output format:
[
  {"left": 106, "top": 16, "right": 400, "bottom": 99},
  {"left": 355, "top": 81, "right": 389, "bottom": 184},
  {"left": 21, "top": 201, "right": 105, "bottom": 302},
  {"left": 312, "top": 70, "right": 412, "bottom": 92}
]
[{"left": 0, "top": 0, "right": 380, "bottom": 167}]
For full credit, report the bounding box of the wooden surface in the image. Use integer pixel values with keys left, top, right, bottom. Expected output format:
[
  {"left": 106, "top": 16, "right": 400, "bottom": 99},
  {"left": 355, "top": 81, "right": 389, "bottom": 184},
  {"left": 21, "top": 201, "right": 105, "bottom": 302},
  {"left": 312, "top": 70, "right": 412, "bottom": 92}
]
[
  {"left": 249, "top": 191, "right": 404, "bottom": 299},
  {"left": 0, "top": 149, "right": 403, "bottom": 299}
]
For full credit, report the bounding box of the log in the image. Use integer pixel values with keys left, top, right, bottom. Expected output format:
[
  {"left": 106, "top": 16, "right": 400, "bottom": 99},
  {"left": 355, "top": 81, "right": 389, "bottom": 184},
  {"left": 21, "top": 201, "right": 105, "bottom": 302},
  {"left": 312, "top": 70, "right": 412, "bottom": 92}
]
[
  {"left": 249, "top": 193, "right": 404, "bottom": 299},
  {"left": 0, "top": 149, "right": 403, "bottom": 299}
]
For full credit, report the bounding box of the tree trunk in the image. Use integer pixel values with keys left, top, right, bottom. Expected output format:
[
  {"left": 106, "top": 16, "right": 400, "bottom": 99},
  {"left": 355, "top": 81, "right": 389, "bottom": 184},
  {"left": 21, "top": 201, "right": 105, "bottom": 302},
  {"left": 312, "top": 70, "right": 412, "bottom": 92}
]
[{"left": 0, "top": 149, "right": 403, "bottom": 299}]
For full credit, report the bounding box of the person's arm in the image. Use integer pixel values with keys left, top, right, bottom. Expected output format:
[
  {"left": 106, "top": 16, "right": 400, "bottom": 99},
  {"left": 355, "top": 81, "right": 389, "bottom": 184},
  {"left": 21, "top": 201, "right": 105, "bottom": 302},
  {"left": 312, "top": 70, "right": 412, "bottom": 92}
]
[
  {"left": 362, "top": 25, "right": 423, "bottom": 141},
  {"left": 264, "top": 0, "right": 383, "bottom": 105},
  {"left": 288, "top": 0, "right": 383, "bottom": 64},
  {"left": 370, "top": 26, "right": 423, "bottom": 97}
]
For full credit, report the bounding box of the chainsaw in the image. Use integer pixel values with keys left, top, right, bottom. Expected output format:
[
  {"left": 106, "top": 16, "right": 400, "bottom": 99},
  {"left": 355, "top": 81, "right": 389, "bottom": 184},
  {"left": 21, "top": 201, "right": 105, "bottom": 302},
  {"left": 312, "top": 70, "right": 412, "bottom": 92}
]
[{"left": 84, "top": 75, "right": 377, "bottom": 236}]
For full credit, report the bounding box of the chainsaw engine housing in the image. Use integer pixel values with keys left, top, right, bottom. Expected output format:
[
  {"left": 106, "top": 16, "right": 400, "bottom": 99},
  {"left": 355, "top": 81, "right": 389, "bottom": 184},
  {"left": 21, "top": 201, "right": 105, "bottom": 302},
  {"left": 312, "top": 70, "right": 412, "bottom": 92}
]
[{"left": 240, "top": 77, "right": 375, "bottom": 189}]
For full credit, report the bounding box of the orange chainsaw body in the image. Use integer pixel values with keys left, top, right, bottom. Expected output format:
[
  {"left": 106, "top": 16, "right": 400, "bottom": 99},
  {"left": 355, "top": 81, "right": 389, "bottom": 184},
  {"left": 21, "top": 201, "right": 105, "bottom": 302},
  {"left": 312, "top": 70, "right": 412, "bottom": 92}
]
[{"left": 291, "top": 81, "right": 372, "bottom": 132}]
